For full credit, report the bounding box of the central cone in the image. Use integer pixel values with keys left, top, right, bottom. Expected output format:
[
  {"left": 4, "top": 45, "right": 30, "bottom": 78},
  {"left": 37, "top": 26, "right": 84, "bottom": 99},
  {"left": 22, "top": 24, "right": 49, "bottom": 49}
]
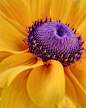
[{"left": 27, "top": 21, "right": 83, "bottom": 66}]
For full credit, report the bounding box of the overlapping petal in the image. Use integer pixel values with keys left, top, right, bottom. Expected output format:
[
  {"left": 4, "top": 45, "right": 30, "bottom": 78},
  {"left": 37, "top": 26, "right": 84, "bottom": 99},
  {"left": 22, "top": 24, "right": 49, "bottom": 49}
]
[
  {"left": 65, "top": 74, "right": 77, "bottom": 106},
  {"left": 0, "top": 71, "right": 43, "bottom": 108},
  {"left": 67, "top": 0, "right": 86, "bottom": 27},
  {"left": 0, "top": 0, "right": 33, "bottom": 27},
  {"left": 56, "top": 96, "right": 75, "bottom": 108},
  {"left": 0, "top": 51, "right": 12, "bottom": 62},
  {"left": 0, "top": 53, "right": 43, "bottom": 88},
  {"left": 51, "top": 0, "right": 86, "bottom": 31},
  {"left": 69, "top": 55, "right": 86, "bottom": 92},
  {"left": 27, "top": 60, "right": 65, "bottom": 107},
  {"left": 1, "top": 13, "right": 27, "bottom": 37},
  {"left": 50, "top": 0, "right": 74, "bottom": 23},
  {"left": 0, "top": 16, "right": 28, "bottom": 53},
  {"left": 65, "top": 68, "right": 86, "bottom": 108},
  {"left": 24, "top": 0, "right": 51, "bottom": 20}
]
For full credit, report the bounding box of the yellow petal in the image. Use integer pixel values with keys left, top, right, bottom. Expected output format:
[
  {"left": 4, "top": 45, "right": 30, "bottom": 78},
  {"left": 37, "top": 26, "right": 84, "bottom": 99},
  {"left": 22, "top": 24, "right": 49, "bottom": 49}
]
[
  {"left": 0, "top": 15, "right": 27, "bottom": 53},
  {"left": 51, "top": 0, "right": 73, "bottom": 23},
  {"left": 24, "top": 0, "right": 51, "bottom": 20},
  {"left": 0, "top": 53, "right": 36, "bottom": 73},
  {"left": 0, "top": 0, "right": 33, "bottom": 27},
  {"left": 0, "top": 53, "right": 43, "bottom": 87},
  {"left": 0, "top": 71, "right": 43, "bottom": 108},
  {"left": 27, "top": 60, "right": 65, "bottom": 107},
  {"left": 1, "top": 13, "right": 27, "bottom": 37},
  {"left": 69, "top": 55, "right": 86, "bottom": 92},
  {"left": 65, "top": 74, "right": 77, "bottom": 106},
  {"left": 38, "top": 0, "right": 51, "bottom": 19},
  {"left": 56, "top": 96, "right": 75, "bottom": 108},
  {"left": 65, "top": 68, "right": 86, "bottom": 108},
  {"left": 67, "top": 0, "right": 86, "bottom": 27},
  {"left": 78, "top": 17, "right": 86, "bottom": 31},
  {"left": 65, "top": 97, "right": 76, "bottom": 108},
  {"left": 0, "top": 88, "right": 3, "bottom": 96},
  {"left": 27, "top": 0, "right": 39, "bottom": 18},
  {"left": 80, "top": 29, "right": 86, "bottom": 41},
  {"left": 56, "top": 97, "right": 66, "bottom": 108},
  {"left": 0, "top": 51, "right": 12, "bottom": 62}
]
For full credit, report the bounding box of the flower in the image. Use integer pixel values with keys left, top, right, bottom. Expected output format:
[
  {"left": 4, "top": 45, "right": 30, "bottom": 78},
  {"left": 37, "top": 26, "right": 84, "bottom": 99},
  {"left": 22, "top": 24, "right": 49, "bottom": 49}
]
[{"left": 0, "top": 0, "right": 86, "bottom": 108}]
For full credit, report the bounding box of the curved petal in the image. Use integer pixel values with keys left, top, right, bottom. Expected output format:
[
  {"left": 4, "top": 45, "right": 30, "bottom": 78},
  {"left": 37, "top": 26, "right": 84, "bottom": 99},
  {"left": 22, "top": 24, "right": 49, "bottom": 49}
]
[
  {"left": 65, "top": 68, "right": 86, "bottom": 108},
  {"left": 65, "top": 97, "right": 76, "bottom": 108},
  {"left": 1, "top": 13, "right": 27, "bottom": 37},
  {"left": 0, "top": 51, "right": 12, "bottom": 62},
  {"left": 0, "top": 53, "right": 43, "bottom": 87},
  {"left": 56, "top": 98, "right": 66, "bottom": 108},
  {"left": 56, "top": 96, "right": 75, "bottom": 108},
  {"left": 65, "top": 74, "right": 77, "bottom": 106},
  {"left": 69, "top": 55, "right": 86, "bottom": 92},
  {"left": 0, "top": 53, "right": 36, "bottom": 73},
  {"left": 67, "top": 0, "right": 86, "bottom": 27},
  {"left": 27, "top": 60, "right": 65, "bottom": 107},
  {"left": 0, "top": 0, "right": 34, "bottom": 27},
  {"left": 51, "top": 0, "right": 86, "bottom": 29},
  {"left": 0, "top": 71, "right": 43, "bottom": 108},
  {"left": 0, "top": 15, "right": 28, "bottom": 53}
]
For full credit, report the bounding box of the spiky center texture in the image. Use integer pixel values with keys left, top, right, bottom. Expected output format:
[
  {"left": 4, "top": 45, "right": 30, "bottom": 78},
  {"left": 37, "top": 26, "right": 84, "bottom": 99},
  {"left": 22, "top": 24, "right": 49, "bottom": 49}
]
[{"left": 26, "top": 19, "right": 84, "bottom": 66}]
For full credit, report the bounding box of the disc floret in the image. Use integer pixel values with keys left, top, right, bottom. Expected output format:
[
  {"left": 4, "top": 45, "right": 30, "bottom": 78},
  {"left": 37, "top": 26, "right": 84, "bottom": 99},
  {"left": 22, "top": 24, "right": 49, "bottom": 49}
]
[{"left": 24, "top": 18, "right": 84, "bottom": 66}]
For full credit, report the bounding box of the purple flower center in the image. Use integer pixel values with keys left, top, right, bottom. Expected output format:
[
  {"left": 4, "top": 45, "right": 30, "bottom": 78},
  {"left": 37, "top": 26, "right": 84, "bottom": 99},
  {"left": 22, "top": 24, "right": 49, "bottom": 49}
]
[{"left": 26, "top": 19, "right": 84, "bottom": 66}]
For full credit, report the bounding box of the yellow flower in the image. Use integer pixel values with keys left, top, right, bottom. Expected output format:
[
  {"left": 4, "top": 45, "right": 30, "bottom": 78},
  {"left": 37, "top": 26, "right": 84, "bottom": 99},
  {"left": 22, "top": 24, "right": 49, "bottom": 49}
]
[{"left": 0, "top": 0, "right": 86, "bottom": 108}]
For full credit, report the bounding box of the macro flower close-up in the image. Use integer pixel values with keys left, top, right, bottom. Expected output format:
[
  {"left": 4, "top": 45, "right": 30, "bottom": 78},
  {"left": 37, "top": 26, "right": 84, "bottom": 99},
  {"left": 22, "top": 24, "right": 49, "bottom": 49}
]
[{"left": 0, "top": 0, "right": 86, "bottom": 108}]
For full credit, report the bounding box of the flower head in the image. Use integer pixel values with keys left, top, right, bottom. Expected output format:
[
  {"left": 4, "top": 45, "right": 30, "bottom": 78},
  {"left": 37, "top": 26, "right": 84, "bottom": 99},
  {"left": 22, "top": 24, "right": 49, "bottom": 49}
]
[{"left": 0, "top": 0, "right": 86, "bottom": 108}]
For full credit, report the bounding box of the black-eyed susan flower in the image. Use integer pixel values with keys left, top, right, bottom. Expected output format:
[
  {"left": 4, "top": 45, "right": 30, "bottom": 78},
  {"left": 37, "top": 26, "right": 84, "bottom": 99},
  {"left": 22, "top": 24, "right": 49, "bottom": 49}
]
[{"left": 0, "top": 0, "right": 86, "bottom": 108}]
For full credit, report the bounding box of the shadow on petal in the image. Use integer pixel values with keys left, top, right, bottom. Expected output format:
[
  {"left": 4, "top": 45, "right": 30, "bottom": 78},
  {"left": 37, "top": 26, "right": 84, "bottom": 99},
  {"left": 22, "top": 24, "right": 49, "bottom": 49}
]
[{"left": 27, "top": 60, "right": 65, "bottom": 107}]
